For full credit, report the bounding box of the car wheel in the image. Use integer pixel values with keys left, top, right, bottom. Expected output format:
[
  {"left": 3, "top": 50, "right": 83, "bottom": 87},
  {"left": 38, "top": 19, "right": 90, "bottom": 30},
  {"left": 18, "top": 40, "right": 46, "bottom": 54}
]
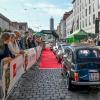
[{"left": 67, "top": 74, "right": 74, "bottom": 91}]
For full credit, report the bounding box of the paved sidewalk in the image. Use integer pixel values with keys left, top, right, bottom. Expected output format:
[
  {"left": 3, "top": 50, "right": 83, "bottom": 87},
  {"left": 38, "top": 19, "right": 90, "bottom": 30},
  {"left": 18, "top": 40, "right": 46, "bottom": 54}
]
[{"left": 6, "top": 66, "right": 100, "bottom": 100}]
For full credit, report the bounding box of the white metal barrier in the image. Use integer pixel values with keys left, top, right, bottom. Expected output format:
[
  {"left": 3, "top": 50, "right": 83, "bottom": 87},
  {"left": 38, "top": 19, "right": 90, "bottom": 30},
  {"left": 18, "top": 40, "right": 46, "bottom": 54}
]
[
  {"left": 24, "top": 48, "right": 37, "bottom": 70},
  {"left": 0, "top": 46, "right": 42, "bottom": 100}
]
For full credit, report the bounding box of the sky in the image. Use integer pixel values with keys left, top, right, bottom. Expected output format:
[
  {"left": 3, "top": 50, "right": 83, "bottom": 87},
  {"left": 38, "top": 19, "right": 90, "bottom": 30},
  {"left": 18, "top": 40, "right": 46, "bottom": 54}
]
[{"left": 0, "top": 0, "right": 72, "bottom": 31}]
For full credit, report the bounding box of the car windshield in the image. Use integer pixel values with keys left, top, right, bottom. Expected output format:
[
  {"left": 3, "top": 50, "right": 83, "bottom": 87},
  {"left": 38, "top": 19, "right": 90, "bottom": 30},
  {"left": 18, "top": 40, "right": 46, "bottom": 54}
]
[{"left": 77, "top": 49, "right": 100, "bottom": 59}]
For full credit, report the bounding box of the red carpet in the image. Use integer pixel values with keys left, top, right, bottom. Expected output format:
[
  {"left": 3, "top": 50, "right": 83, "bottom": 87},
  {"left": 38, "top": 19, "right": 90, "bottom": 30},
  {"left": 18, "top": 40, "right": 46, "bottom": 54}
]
[{"left": 39, "top": 48, "right": 61, "bottom": 69}]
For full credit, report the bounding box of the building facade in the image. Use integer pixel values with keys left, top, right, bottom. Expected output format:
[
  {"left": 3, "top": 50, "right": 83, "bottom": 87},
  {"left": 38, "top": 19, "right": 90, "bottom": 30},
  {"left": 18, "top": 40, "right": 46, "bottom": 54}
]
[
  {"left": 60, "top": 19, "right": 65, "bottom": 39},
  {"left": 10, "top": 22, "right": 28, "bottom": 34},
  {"left": 72, "top": 0, "right": 99, "bottom": 34},
  {"left": 18, "top": 22, "right": 28, "bottom": 34},
  {"left": 59, "top": 11, "right": 73, "bottom": 39},
  {"left": 61, "top": 10, "right": 72, "bottom": 39},
  {"left": 10, "top": 22, "right": 19, "bottom": 31},
  {"left": 66, "top": 11, "right": 73, "bottom": 37},
  {"left": 57, "top": 24, "right": 61, "bottom": 35},
  {"left": 60, "top": 10, "right": 72, "bottom": 39},
  {"left": 64, "top": 0, "right": 100, "bottom": 38},
  {"left": 0, "top": 13, "right": 10, "bottom": 31},
  {"left": 0, "top": 13, "right": 29, "bottom": 34},
  {"left": 57, "top": 22, "right": 61, "bottom": 38}
]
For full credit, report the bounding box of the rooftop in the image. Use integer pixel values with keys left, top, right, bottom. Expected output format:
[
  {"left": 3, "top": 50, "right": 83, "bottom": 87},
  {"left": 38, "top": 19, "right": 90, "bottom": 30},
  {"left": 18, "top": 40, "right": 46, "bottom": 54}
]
[
  {"left": 67, "top": 44, "right": 98, "bottom": 52},
  {"left": 0, "top": 13, "right": 10, "bottom": 23},
  {"left": 41, "top": 30, "right": 59, "bottom": 38},
  {"left": 71, "top": 43, "right": 95, "bottom": 47},
  {"left": 63, "top": 10, "right": 73, "bottom": 20}
]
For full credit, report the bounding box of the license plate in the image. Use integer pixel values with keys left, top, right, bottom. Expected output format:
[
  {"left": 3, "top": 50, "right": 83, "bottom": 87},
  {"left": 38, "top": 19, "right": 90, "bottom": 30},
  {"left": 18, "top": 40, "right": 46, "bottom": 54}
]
[{"left": 89, "top": 73, "right": 99, "bottom": 81}]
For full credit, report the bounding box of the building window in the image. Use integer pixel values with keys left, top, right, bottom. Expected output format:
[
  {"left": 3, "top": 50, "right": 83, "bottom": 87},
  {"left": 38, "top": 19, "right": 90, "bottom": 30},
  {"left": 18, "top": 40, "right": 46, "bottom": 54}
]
[
  {"left": 98, "top": 11, "right": 100, "bottom": 17},
  {"left": 89, "top": 0, "right": 90, "bottom": 4},
  {"left": 93, "top": 3, "right": 94, "bottom": 12},
  {"left": 85, "top": 0, "right": 86, "bottom": 6},
  {"left": 85, "top": 9, "right": 87, "bottom": 16},
  {"left": 78, "top": 0, "right": 79, "bottom": 5},
  {"left": 80, "top": 22, "right": 81, "bottom": 29},
  {"left": 77, "top": 17, "right": 79, "bottom": 29},
  {"left": 89, "top": 6, "right": 91, "bottom": 14},
  {"left": 89, "top": 16, "right": 91, "bottom": 25},
  {"left": 85, "top": 19, "right": 87, "bottom": 27},
  {"left": 82, "top": 20, "right": 84, "bottom": 28},
  {"left": 98, "top": 0, "right": 100, "bottom": 8},
  {"left": 80, "top": 5, "right": 81, "bottom": 11},
  {"left": 93, "top": 14, "right": 95, "bottom": 24},
  {"left": 19, "top": 25, "right": 23, "bottom": 30}
]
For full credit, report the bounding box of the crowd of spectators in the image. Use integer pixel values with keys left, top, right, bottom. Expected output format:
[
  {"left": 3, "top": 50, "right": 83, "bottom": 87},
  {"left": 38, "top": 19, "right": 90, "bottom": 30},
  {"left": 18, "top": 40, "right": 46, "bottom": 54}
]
[
  {"left": 0, "top": 31, "right": 40, "bottom": 63},
  {"left": 0, "top": 30, "right": 43, "bottom": 94},
  {"left": 0, "top": 30, "right": 42, "bottom": 99}
]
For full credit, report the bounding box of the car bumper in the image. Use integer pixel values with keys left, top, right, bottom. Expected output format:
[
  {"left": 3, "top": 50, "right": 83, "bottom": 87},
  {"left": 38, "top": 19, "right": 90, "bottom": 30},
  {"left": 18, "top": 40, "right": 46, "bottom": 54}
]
[{"left": 72, "top": 81, "right": 100, "bottom": 85}]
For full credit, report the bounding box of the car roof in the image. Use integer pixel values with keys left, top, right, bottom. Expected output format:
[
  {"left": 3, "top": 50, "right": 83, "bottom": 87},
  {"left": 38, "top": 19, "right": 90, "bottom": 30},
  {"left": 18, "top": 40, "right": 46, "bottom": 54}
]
[{"left": 66, "top": 44, "right": 99, "bottom": 52}]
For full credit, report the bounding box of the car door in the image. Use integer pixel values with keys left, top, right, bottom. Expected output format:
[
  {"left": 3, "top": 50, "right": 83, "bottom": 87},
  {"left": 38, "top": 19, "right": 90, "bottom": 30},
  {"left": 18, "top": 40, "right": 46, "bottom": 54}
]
[
  {"left": 63, "top": 48, "right": 73, "bottom": 72},
  {"left": 66, "top": 49, "right": 73, "bottom": 71}
]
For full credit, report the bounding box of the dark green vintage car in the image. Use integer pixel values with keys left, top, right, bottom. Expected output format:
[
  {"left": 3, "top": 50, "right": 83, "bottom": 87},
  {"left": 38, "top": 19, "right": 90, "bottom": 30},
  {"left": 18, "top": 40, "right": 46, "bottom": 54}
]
[{"left": 61, "top": 45, "right": 100, "bottom": 90}]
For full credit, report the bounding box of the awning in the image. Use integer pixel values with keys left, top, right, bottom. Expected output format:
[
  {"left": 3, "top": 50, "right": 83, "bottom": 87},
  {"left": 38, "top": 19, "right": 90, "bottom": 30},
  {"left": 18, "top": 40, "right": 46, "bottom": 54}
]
[
  {"left": 33, "top": 32, "right": 44, "bottom": 36},
  {"left": 66, "top": 29, "right": 88, "bottom": 43}
]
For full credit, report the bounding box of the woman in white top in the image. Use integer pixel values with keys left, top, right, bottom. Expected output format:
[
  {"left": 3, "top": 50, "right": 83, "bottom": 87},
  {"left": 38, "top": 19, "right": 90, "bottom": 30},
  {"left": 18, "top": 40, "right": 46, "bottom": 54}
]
[{"left": 8, "top": 33, "right": 20, "bottom": 56}]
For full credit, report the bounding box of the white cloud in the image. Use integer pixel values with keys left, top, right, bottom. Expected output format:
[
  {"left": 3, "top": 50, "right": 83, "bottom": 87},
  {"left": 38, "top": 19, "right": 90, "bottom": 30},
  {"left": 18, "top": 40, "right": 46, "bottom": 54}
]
[
  {"left": 24, "top": 3, "right": 56, "bottom": 9},
  {"left": 43, "top": 7, "right": 67, "bottom": 16},
  {"left": 0, "top": 0, "right": 9, "bottom": 3},
  {"left": 24, "top": 2, "right": 71, "bottom": 16},
  {"left": 24, "top": 3, "right": 33, "bottom": 8}
]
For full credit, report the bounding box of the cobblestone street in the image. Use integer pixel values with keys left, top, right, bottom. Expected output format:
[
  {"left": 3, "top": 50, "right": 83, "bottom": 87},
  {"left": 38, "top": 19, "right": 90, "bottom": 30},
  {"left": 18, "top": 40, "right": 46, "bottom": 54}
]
[
  {"left": 1, "top": 0, "right": 100, "bottom": 100},
  {"left": 6, "top": 66, "right": 100, "bottom": 100}
]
